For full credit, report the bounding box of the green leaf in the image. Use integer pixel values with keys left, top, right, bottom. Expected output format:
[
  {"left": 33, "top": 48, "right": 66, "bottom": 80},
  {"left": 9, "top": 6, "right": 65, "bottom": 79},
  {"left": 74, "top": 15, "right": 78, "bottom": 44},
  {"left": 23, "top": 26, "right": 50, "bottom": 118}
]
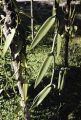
[
  {"left": 3, "top": 28, "right": 16, "bottom": 56},
  {"left": 30, "top": 16, "right": 55, "bottom": 49},
  {"left": 23, "top": 83, "right": 28, "bottom": 102},
  {"left": 56, "top": 34, "right": 63, "bottom": 58},
  {"left": 35, "top": 53, "right": 54, "bottom": 88},
  {"left": 31, "top": 84, "right": 51, "bottom": 109}
]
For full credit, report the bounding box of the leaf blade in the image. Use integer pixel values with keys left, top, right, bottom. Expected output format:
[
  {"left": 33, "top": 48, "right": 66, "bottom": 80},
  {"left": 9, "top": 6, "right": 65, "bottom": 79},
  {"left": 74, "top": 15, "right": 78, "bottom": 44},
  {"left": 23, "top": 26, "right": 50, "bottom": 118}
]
[
  {"left": 31, "top": 84, "right": 51, "bottom": 109},
  {"left": 30, "top": 16, "right": 55, "bottom": 49},
  {"left": 35, "top": 53, "right": 53, "bottom": 88},
  {"left": 3, "top": 28, "right": 16, "bottom": 56}
]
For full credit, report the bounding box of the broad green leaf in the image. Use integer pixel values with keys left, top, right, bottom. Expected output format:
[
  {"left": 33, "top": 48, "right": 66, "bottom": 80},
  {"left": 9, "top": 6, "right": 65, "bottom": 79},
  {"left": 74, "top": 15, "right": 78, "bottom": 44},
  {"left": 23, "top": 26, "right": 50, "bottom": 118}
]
[
  {"left": 30, "top": 16, "right": 55, "bottom": 49},
  {"left": 35, "top": 53, "right": 54, "bottom": 88},
  {"left": 23, "top": 83, "right": 28, "bottom": 102},
  {"left": 31, "top": 84, "right": 51, "bottom": 109},
  {"left": 56, "top": 34, "right": 63, "bottom": 58},
  {"left": 3, "top": 28, "right": 16, "bottom": 56}
]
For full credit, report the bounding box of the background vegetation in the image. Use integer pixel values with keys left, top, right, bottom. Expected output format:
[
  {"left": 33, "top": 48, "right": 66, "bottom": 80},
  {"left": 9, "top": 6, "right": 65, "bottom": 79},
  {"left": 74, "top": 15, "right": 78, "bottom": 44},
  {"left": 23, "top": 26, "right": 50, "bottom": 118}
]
[{"left": 1, "top": 0, "right": 81, "bottom": 120}]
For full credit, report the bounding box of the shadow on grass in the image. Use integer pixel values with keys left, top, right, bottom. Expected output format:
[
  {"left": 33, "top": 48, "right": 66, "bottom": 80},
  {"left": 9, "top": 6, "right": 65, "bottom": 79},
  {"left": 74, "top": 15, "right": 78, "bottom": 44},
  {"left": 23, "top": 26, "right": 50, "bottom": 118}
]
[{"left": 29, "top": 66, "right": 81, "bottom": 120}]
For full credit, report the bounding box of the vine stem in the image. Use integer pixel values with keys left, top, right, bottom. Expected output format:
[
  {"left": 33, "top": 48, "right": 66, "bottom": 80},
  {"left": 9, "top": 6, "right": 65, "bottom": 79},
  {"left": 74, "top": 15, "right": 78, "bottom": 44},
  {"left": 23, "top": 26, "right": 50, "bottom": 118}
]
[
  {"left": 50, "top": 0, "right": 58, "bottom": 86},
  {"left": 50, "top": 57, "right": 55, "bottom": 86},
  {"left": 51, "top": 31, "right": 57, "bottom": 52},
  {"left": 50, "top": 31, "right": 57, "bottom": 86}
]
